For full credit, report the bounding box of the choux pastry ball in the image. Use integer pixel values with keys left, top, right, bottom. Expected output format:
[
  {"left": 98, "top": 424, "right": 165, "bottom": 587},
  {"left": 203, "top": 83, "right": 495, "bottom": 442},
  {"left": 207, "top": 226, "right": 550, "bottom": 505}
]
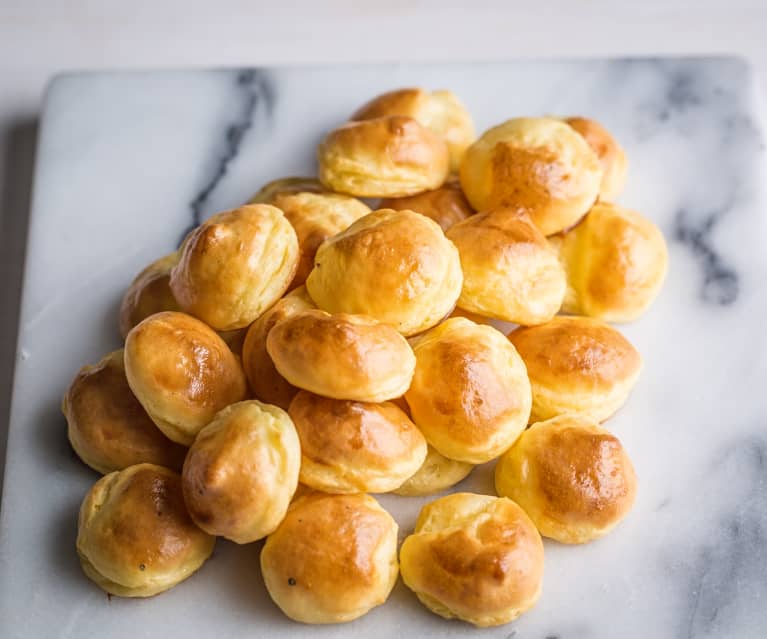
[
  {"left": 392, "top": 445, "right": 473, "bottom": 497},
  {"left": 119, "top": 252, "right": 180, "bottom": 338},
  {"left": 380, "top": 176, "right": 474, "bottom": 232}
]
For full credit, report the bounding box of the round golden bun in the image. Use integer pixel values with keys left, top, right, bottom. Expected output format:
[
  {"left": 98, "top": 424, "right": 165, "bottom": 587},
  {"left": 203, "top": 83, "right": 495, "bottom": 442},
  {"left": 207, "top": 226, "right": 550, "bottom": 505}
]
[
  {"left": 459, "top": 117, "right": 603, "bottom": 235},
  {"left": 119, "top": 253, "right": 180, "bottom": 338},
  {"left": 306, "top": 208, "right": 463, "bottom": 336},
  {"left": 352, "top": 88, "right": 475, "bottom": 170},
  {"left": 266, "top": 309, "right": 415, "bottom": 402},
  {"left": 380, "top": 176, "right": 474, "bottom": 232},
  {"left": 261, "top": 492, "right": 398, "bottom": 624},
  {"left": 399, "top": 492, "right": 544, "bottom": 627},
  {"left": 405, "top": 317, "right": 531, "bottom": 464},
  {"left": 508, "top": 316, "right": 642, "bottom": 423},
  {"left": 249, "top": 176, "right": 326, "bottom": 203},
  {"left": 288, "top": 391, "right": 427, "bottom": 493},
  {"left": 317, "top": 116, "right": 449, "bottom": 198},
  {"left": 76, "top": 464, "right": 215, "bottom": 597},
  {"left": 564, "top": 117, "right": 627, "bottom": 202},
  {"left": 124, "top": 311, "right": 248, "bottom": 446},
  {"left": 393, "top": 445, "right": 473, "bottom": 496},
  {"left": 251, "top": 183, "right": 371, "bottom": 287},
  {"left": 446, "top": 208, "right": 566, "bottom": 325},
  {"left": 170, "top": 204, "right": 299, "bottom": 330},
  {"left": 63, "top": 349, "right": 187, "bottom": 474},
  {"left": 181, "top": 400, "right": 300, "bottom": 543},
  {"left": 242, "top": 287, "right": 316, "bottom": 410},
  {"left": 495, "top": 415, "right": 637, "bottom": 543},
  {"left": 551, "top": 202, "right": 668, "bottom": 322}
]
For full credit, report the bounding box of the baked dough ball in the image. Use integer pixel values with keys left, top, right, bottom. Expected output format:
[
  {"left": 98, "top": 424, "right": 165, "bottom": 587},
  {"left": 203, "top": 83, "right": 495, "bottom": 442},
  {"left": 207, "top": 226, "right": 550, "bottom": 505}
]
[
  {"left": 249, "top": 176, "right": 326, "bottom": 202},
  {"left": 317, "top": 116, "right": 449, "bottom": 198},
  {"left": 288, "top": 391, "right": 427, "bottom": 493},
  {"left": 460, "top": 117, "right": 602, "bottom": 235},
  {"left": 118, "top": 252, "right": 180, "bottom": 338},
  {"left": 170, "top": 204, "right": 299, "bottom": 330},
  {"left": 182, "top": 400, "right": 300, "bottom": 543},
  {"left": 399, "top": 492, "right": 543, "bottom": 627},
  {"left": 261, "top": 492, "right": 398, "bottom": 624},
  {"left": 380, "top": 176, "right": 474, "bottom": 232},
  {"left": 242, "top": 287, "right": 316, "bottom": 410},
  {"left": 306, "top": 209, "right": 462, "bottom": 336},
  {"left": 508, "top": 316, "right": 642, "bottom": 423},
  {"left": 124, "top": 311, "right": 248, "bottom": 445},
  {"left": 495, "top": 415, "right": 637, "bottom": 543},
  {"left": 446, "top": 208, "right": 566, "bottom": 325},
  {"left": 393, "top": 445, "right": 473, "bottom": 496},
  {"left": 551, "top": 202, "right": 668, "bottom": 322},
  {"left": 564, "top": 117, "right": 627, "bottom": 202},
  {"left": 266, "top": 309, "right": 415, "bottom": 402},
  {"left": 63, "top": 349, "right": 186, "bottom": 474},
  {"left": 274, "top": 192, "right": 371, "bottom": 287},
  {"left": 76, "top": 464, "right": 215, "bottom": 597},
  {"left": 352, "top": 88, "right": 475, "bottom": 170},
  {"left": 405, "top": 318, "right": 531, "bottom": 464}
]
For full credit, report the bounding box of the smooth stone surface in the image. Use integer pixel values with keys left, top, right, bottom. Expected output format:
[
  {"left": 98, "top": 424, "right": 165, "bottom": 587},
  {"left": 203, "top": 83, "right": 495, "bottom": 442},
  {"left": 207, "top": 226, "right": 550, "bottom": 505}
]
[{"left": 1, "top": 58, "right": 766, "bottom": 638}]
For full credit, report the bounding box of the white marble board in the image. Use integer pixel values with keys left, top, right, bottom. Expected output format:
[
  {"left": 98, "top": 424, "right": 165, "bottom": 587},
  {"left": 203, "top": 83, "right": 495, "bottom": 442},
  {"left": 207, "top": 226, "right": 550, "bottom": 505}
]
[{"left": 1, "top": 58, "right": 766, "bottom": 639}]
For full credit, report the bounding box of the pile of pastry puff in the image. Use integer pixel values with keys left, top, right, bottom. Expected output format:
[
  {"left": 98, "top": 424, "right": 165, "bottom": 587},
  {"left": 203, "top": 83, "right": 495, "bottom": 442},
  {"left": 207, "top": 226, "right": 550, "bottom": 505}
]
[{"left": 63, "top": 87, "right": 668, "bottom": 628}]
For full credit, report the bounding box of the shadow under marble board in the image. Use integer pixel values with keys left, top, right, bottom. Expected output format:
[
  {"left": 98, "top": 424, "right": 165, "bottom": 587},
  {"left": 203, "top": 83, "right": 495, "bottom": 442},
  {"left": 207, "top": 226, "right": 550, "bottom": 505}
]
[{"left": 1, "top": 57, "right": 766, "bottom": 639}]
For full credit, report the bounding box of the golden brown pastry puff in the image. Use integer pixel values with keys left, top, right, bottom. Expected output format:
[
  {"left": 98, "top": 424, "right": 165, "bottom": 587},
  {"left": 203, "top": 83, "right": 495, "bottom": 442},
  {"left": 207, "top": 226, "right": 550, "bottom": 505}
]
[
  {"left": 266, "top": 309, "right": 415, "bottom": 402},
  {"left": 181, "top": 400, "right": 300, "bottom": 543},
  {"left": 63, "top": 349, "right": 186, "bottom": 474},
  {"left": 241, "top": 287, "right": 316, "bottom": 410},
  {"left": 118, "top": 252, "right": 180, "bottom": 338},
  {"left": 288, "top": 391, "right": 427, "bottom": 493},
  {"left": 405, "top": 317, "right": 531, "bottom": 464},
  {"left": 306, "top": 208, "right": 462, "bottom": 336},
  {"left": 124, "top": 311, "right": 248, "bottom": 446},
  {"left": 508, "top": 316, "right": 642, "bottom": 423},
  {"left": 169, "top": 204, "right": 299, "bottom": 330},
  {"left": 564, "top": 117, "right": 628, "bottom": 202},
  {"left": 551, "top": 201, "right": 668, "bottom": 322},
  {"left": 76, "top": 463, "right": 215, "bottom": 597},
  {"left": 446, "top": 208, "right": 566, "bottom": 325},
  {"left": 393, "top": 445, "right": 473, "bottom": 496},
  {"left": 495, "top": 415, "right": 637, "bottom": 543},
  {"left": 351, "top": 88, "right": 475, "bottom": 170},
  {"left": 317, "top": 116, "right": 449, "bottom": 198},
  {"left": 380, "top": 176, "right": 474, "bottom": 232},
  {"left": 248, "top": 176, "right": 326, "bottom": 202},
  {"left": 261, "top": 492, "right": 398, "bottom": 624},
  {"left": 399, "top": 492, "right": 544, "bottom": 627},
  {"left": 251, "top": 185, "right": 371, "bottom": 288},
  {"left": 459, "top": 117, "right": 603, "bottom": 235}
]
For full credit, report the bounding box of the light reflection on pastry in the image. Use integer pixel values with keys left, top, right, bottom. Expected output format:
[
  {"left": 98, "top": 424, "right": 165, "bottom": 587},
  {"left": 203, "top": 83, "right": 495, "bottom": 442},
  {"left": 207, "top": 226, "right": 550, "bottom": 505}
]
[
  {"left": 306, "top": 208, "right": 462, "bottom": 336},
  {"left": 76, "top": 463, "right": 215, "bottom": 597},
  {"left": 317, "top": 116, "right": 449, "bottom": 198},
  {"left": 63, "top": 349, "right": 187, "bottom": 474},
  {"left": 508, "top": 316, "right": 642, "bottom": 423},
  {"left": 459, "top": 117, "right": 602, "bottom": 235},
  {"left": 170, "top": 204, "right": 299, "bottom": 330},
  {"left": 260, "top": 492, "right": 398, "bottom": 624},
  {"left": 495, "top": 414, "right": 637, "bottom": 543},
  {"left": 288, "top": 391, "right": 427, "bottom": 494},
  {"left": 399, "top": 492, "right": 544, "bottom": 627},
  {"left": 124, "top": 311, "right": 248, "bottom": 445},
  {"left": 181, "top": 400, "right": 300, "bottom": 543}
]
